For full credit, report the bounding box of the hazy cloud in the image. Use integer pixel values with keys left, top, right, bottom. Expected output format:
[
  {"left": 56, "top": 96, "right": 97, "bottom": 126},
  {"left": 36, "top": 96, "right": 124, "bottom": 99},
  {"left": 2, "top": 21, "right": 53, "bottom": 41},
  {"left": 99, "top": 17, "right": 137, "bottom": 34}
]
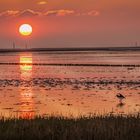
[
  {"left": 0, "top": 9, "right": 100, "bottom": 18},
  {"left": 77, "top": 10, "right": 100, "bottom": 16},
  {"left": 37, "top": 1, "right": 47, "bottom": 5},
  {"left": 87, "top": 10, "right": 100, "bottom": 16},
  {"left": 44, "top": 10, "right": 75, "bottom": 16},
  {"left": 0, "top": 10, "right": 19, "bottom": 17},
  {"left": 17, "top": 9, "right": 41, "bottom": 17}
]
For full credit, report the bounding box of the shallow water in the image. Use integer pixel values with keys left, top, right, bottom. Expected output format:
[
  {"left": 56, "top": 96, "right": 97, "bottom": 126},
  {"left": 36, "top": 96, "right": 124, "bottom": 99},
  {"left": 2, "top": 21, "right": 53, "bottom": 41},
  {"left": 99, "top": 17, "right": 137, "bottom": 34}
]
[{"left": 0, "top": 51, "right": 140, "bottom": 118}]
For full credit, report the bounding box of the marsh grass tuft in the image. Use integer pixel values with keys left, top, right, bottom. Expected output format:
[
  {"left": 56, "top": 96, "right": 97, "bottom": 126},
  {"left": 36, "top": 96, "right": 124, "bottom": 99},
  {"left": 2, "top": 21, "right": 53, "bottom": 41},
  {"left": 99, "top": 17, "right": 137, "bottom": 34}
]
[{"left": 0, "top": 114, "right": 139, "bottom": 140}]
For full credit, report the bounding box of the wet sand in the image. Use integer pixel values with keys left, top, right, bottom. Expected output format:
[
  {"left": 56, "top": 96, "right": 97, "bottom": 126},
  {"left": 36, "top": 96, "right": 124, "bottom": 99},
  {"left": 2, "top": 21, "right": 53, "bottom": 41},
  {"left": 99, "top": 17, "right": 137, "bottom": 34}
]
[{"left": 0, "top": 51, "right": 140, "bottom": 118}]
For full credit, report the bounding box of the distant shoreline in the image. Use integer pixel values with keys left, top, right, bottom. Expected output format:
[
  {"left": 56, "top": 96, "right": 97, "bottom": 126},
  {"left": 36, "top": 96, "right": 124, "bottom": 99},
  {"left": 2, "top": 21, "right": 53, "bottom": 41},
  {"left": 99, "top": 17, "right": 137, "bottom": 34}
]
[{"left": 0, "top": 46, "right": 140, "bottom": 53}]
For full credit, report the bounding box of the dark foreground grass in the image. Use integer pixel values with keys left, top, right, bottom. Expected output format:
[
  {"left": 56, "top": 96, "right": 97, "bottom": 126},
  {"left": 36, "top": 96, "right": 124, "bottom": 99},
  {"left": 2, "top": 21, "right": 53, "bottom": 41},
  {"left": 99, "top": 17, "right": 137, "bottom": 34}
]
[{"left": 0, "top": 114, "right": 139, "bottom": 140}]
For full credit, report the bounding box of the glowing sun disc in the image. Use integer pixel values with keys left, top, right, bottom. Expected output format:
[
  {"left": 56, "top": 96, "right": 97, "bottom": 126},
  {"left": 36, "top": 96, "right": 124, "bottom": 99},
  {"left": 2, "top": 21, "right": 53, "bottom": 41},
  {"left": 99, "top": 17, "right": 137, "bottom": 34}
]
[{"left": 19, "top": 24, "right": 32, "bottom": 36}]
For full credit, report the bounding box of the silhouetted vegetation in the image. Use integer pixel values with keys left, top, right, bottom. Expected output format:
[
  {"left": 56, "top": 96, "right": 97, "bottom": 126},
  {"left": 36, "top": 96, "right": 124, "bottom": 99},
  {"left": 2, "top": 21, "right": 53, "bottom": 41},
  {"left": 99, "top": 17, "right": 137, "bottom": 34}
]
[{"left": 0, "top": 114, "right": 139, "bottom": 140}]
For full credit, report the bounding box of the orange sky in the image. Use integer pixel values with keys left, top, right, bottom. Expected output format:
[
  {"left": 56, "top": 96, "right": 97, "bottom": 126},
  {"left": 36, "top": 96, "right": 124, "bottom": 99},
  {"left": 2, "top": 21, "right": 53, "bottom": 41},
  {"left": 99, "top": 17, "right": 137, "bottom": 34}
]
[{"left": 0, "top": 0, "right": 140, "bottom": 48}]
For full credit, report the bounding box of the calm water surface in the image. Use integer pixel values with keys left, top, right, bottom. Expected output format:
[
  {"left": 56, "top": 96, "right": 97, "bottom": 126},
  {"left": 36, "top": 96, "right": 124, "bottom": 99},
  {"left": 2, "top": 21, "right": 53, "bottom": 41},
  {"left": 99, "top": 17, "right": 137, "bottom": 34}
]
[{"left": 0, "top": 51, "right": 140, "bottom": 118}]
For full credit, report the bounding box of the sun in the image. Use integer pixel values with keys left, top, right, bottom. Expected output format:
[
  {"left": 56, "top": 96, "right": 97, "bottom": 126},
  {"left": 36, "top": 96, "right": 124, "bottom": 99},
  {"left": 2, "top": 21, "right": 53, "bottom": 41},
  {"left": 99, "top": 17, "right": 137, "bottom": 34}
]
[{"left": 19, "top": 24, "right": 32, "bottom": 36}]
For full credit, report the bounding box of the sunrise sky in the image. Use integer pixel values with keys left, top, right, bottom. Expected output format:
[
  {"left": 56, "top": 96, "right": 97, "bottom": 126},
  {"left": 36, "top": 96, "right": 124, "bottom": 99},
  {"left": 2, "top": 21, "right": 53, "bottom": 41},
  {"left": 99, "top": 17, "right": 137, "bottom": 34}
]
[{"left": 0, "top": 0, "right": 140, "bottom": 48}]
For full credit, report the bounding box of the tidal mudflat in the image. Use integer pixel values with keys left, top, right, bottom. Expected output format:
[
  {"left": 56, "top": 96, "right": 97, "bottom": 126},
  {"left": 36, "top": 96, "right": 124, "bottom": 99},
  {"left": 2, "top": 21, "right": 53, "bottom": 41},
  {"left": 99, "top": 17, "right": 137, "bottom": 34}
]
[{"left": 0, "top": 51, "right": 140, "bottom": 118}]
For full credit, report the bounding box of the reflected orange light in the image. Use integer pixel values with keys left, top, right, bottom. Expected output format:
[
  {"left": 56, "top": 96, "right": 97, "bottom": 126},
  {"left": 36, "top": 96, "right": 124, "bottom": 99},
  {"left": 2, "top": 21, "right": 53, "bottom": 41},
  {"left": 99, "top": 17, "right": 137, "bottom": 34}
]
[
  {"left": 20, "top": 55, "right": 32, "bottom": 80},
  {"left": 19, "top": 55, "right": 35, "bottom": 119},
  {"left": 19, "top": 88, "right": 35, "bottom": 119},
  {"left": 20, "top": 55, "right": 32, "bottom": 64}
]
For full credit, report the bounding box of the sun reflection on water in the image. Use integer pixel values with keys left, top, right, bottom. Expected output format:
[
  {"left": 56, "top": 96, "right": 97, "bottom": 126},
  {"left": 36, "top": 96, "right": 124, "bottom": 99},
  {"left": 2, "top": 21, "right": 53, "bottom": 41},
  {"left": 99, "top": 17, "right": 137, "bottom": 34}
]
[
  {"left": 19, "top": 55, "right": 35, "bottom": 119},
  {"left": 20, "top": 55, "right": 33, "bottom": 80}
]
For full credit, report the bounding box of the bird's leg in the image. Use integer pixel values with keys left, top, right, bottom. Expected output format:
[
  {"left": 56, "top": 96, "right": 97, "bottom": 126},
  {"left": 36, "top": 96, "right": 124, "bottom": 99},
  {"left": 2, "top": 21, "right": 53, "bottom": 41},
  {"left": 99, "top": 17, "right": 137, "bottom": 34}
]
[{"left": 119, "top": 99, "right": 122, "bottom": 104}]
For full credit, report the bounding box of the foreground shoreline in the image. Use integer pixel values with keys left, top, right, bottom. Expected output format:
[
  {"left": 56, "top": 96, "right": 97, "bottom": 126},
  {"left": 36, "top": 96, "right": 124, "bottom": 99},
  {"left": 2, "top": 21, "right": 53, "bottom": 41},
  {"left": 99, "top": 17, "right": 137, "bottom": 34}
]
[{"left": 0, "top": 114, "right": 139, "bottom": 140}]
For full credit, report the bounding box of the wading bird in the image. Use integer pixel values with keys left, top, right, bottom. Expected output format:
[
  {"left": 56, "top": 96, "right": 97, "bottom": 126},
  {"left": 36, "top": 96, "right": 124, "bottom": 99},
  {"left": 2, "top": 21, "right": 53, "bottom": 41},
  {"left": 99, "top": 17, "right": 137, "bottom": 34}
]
[{"left": 116, "top": 93, "right": 125, "bottom": 103}]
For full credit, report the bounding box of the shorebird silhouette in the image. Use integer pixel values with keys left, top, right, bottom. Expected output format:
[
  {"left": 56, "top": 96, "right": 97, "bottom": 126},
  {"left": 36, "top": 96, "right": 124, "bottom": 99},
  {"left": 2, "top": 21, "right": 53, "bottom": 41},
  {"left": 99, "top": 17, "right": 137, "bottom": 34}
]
[{"left": 116, "top": 93, "right": 125, "bottom": 103}]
